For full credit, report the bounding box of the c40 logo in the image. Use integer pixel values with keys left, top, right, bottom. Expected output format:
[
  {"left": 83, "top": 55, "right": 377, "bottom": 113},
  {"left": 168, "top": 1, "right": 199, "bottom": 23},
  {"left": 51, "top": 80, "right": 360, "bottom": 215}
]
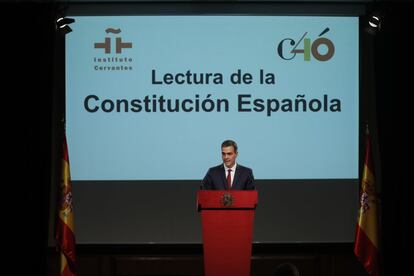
[{"left": 277, "top": 28, "right": 335, "bottom": 61}]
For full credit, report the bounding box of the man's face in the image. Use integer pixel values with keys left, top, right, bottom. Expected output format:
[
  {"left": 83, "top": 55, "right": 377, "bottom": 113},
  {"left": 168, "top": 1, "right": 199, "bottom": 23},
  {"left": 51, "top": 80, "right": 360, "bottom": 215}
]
[{"left": 222, "top": 146, "right": 238, "bottom": 168}]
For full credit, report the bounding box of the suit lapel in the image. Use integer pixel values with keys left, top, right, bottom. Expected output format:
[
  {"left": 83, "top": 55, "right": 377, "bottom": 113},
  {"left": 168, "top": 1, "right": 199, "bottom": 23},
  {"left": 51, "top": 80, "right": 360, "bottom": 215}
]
[
  {"left": 219, "top": 165, "right": 227, "bottom": 190},
  {"left": 233, "top": 166, "right": 242, "bottom": 190}
]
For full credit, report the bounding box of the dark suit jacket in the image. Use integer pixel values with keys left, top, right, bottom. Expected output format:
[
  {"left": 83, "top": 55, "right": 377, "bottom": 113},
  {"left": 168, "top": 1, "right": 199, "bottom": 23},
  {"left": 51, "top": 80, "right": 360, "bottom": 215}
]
[{"left": 201, "top": 164, "right": 255, "bottom": 190}]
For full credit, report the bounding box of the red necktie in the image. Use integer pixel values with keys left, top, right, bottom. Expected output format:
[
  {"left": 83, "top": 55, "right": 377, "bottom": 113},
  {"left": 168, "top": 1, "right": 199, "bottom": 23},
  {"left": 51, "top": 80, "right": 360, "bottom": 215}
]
[{"left": 226, "top": 169, "right": 232, "bottom": 190}]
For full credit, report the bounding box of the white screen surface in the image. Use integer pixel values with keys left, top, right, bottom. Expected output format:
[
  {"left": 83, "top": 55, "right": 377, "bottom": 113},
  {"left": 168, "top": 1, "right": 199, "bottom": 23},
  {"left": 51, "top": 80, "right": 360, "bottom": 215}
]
[{"left": 66, "top": 15, "right": 358, "bottom": 181}]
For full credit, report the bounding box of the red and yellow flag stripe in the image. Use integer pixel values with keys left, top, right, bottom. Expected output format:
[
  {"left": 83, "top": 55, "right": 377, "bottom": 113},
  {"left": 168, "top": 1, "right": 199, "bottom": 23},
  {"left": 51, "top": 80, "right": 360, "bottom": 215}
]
[
  {"left": 354, "top": 132, "right": 379, "bottom": 276},
  {"left": 56, "top": 135, "right": 76, "bottom": 276}
]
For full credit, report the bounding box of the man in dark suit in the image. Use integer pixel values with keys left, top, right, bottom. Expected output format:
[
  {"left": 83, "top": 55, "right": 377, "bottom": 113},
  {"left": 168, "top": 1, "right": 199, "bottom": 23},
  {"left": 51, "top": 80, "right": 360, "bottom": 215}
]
[{"left": 201, "top": 140, "right": 255, "bottom": 190}]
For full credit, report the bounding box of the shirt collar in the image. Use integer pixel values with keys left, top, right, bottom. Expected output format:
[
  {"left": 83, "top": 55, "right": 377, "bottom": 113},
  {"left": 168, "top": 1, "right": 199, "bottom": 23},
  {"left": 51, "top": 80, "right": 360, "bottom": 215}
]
[{"left": 224, "top": 163, "right": 237, "bottom": 171}]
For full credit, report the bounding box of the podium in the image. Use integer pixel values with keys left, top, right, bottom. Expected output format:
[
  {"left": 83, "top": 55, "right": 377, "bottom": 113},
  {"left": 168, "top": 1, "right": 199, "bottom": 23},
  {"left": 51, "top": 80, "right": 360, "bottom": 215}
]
[{"left": 197, "top": 190, "right": 258, "bottom": 276}]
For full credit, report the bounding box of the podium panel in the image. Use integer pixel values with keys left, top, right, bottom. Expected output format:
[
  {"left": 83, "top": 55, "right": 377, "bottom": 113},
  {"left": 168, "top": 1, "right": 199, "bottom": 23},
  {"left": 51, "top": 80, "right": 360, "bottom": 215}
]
[{"left": 197, "top": 191, "right": 258, "bottom": 276}]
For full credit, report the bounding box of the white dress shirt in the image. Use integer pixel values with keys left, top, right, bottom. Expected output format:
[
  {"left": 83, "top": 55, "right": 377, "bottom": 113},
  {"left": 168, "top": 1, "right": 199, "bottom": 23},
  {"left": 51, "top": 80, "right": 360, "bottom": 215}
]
[{"left": 224, "top": 163, "right": 237, "bottom": 187}]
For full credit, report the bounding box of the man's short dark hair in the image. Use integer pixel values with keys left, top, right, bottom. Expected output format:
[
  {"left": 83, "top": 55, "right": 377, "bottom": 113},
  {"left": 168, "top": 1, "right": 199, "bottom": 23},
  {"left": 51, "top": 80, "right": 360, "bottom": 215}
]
[{"left": 221, "top": 140, "right": 238, "bottom": 152}]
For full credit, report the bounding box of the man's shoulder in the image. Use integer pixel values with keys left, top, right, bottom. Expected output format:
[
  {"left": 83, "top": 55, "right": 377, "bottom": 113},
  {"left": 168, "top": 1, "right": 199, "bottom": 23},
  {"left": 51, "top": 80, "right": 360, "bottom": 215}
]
[
  {"left": 208, "top": 164, "right": 253, "bottom": 173},
  {"left": 237, "top": 164, "right": 252, "bottom": 172},
  {"left": 209, "top": 164, "right": 224, "bottom": 172}
]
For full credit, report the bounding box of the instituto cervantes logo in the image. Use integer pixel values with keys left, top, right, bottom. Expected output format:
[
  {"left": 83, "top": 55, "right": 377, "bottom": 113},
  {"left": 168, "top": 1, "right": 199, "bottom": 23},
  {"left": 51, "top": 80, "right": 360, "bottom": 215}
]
[
  {"left": 277, "top": 27, "right": 335, "bottom": 61},
  {"left": 93, "top": 28, "right": 134, "bottom": 71},
  {"left": 94, "top": 28, "right": 132, "bottom": 53}
]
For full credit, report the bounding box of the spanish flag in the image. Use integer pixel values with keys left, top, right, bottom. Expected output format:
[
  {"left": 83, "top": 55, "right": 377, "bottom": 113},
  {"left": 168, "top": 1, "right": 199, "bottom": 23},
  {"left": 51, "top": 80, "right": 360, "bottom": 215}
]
[
  {"left": 56, "top": 135, "right": 77, "bottom": 276},
  {"left": 354, "top": 128, "right": 380, "bottom": 276}
]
